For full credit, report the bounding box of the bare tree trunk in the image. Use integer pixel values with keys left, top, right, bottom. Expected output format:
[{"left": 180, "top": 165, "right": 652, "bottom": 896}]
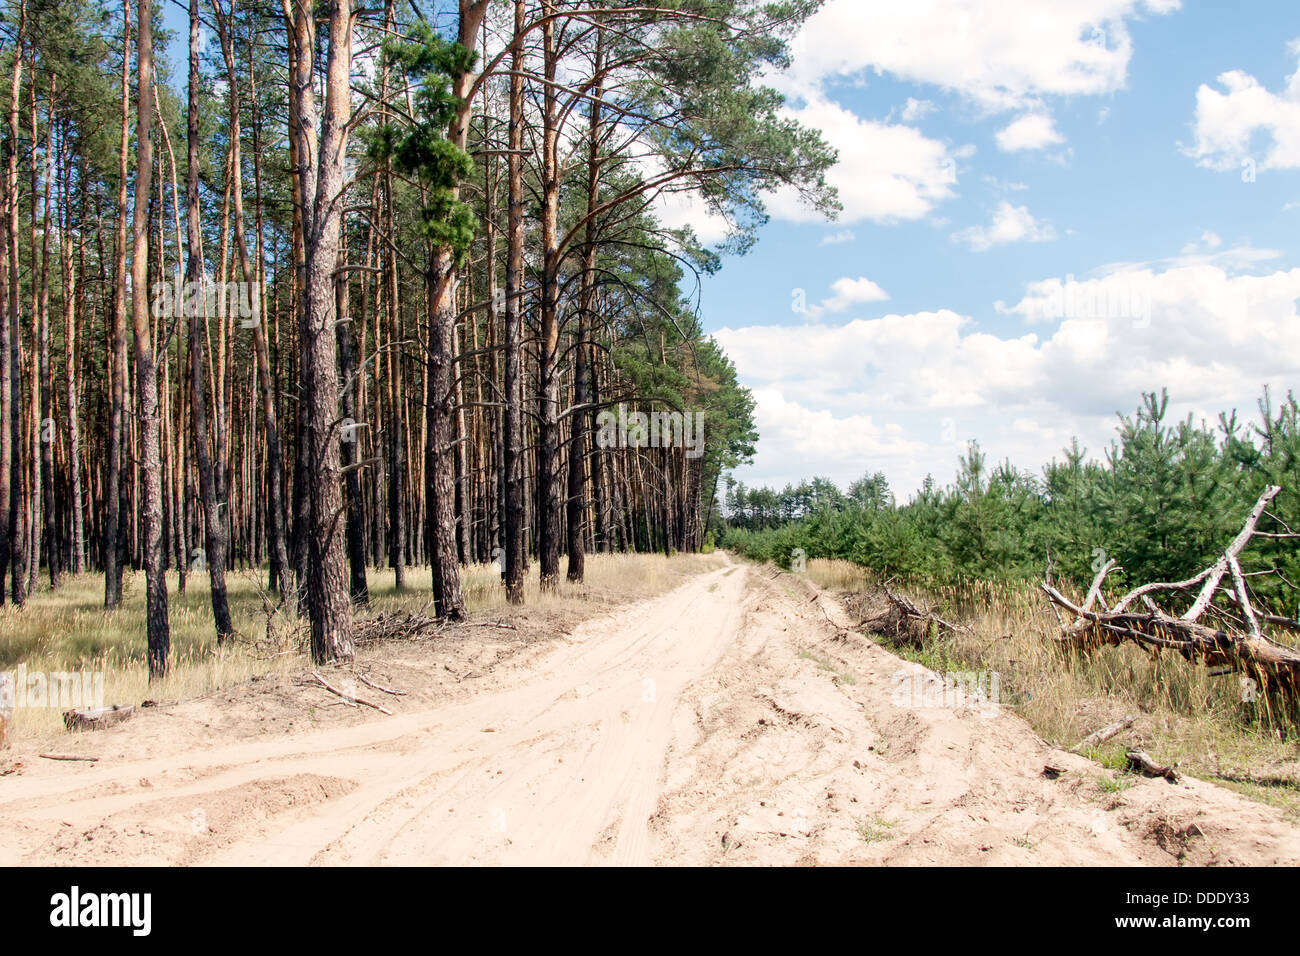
[
  {"left": 422, "top": 0, "right": 488, "bottom": 620},
  {"left": 279, "top": 0, "right": 309, "bottom": 614},
  {"left": 566, "top": 28, "right": 604, "bottom": 584},
  {"left": 60, "top": 164, "right": 85, "bottom": 575},
  {"left": 384, "top": 167, "right": 405, "bottom": 591},
  {"left": 0, "top": 5, "right": 16, "bottom": 606},
  {"left": 536, "top": 4, "right": 561, "bottom": 592},
  {"left": 295, "top": 0, "right": 354, "bottom": 662},
  {"left": 336, "top": 258, "right": 369, "bottom": 604},
  {"left": 214, "top": 0, "right": 291, "bottom": 611},
  {"left": 132, "top": 0, "right": 170, "bottom": 677},
  {"left": 185, "top": 0, "right": 233, "bottom": 640},
  {"left": 502, "top": 0, "right": 526, "bottom": 605},
  {"left": 424, "top": 258, "right": 465, "bottom": 620},
  {"left": 104, "top": 0, "right": 128, "bottom": 609},
  {"left": 35, "top": 75, "right": 55, "bottom": 590},
  {"left": 5, "top": 2, "right": 26, "bottom": 608}
]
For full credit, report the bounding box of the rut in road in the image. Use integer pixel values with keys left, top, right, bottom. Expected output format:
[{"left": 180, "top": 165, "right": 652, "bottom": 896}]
[{"left": 2, "top": 558, "right": 1298, "bottom": 866}]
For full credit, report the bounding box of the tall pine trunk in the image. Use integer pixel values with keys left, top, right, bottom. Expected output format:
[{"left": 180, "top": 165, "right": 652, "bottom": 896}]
[
  {"left": 502, "top": 0, "right": 526, "bottom": 604},
  {"left": 421, "top": 1, "right": 488, "bottom": 620},
  {"left": 5, "top": 1, "right": 25, "bottom": 607},
  {"left": 104, "top": 0, "right": 128, "bottom": 609},
  {"left": 566, "top": 30, "right": 604, "bottom": 584},
  {"left": 295, "top": 0, "right": 354, "bottom": 663},
  {"left": 536, "top": 6, "right": 561, "bottom": 592},
  {"left": 424, "top": 258, "right": 464, "bottom": 620},
  {"left": 132, "top": 0, "right": 170, "bottom": 677},
  {"left": 188, "top": 0, "right": 233, "bottom": 640},
  {"left": 336, "top": 261, "right": 369, "bottom": 604}
]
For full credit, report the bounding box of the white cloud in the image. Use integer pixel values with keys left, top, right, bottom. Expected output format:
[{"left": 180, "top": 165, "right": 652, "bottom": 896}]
[
  {"left": 984, "top": 176, "right": 1029, "bottom": 192},
  {"left": 1179, "top": 230, "right": 1222, "bottom": 254},
  {"left": 1188, "top": 42, "right": 1300, "bottom": 172},
  {"left": 820, "top": 277, "right": 891, "bottom": 312},
  {"left": 715, "top": 256, "right": 1300, "bottom": 493},
  {"left": 758, "top": 0, "right": 1179, "bottom": 229},
  {"left": 768, "top": 95, "right": 959, "bottom": 225},
  {"left": 995, "top": 111, "right": 1065, "bottom": 152},
  {"left": 901, "top": 97, "right": 937, "bottom": 122},
  {"left": 799, "top": 276, "right": 891, "bottom": 320},
  {"left": 819, "top": 229, "right": 857, "bottom": 246},
  {"left": 741, "top": 388, "right": 930, "bottom": 490},
  {"left": 653, "top": 187, "right": 735, "bottom": 246},
  {"left": 951, "top": 201, "right": 1057, "bottom": 251},
  {"left": 779, "top": 0, "right": 1178, "bottom": 112}
]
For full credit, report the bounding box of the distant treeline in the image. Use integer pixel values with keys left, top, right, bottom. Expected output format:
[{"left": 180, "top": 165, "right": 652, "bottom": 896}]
[{"left": 722, "top": 389, "right": 1300, "bottom": 612}]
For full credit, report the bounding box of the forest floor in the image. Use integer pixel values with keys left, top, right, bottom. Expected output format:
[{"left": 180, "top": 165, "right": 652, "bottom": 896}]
[{"left": 2, "top": 554, "right": 1299, "bottom": 865}]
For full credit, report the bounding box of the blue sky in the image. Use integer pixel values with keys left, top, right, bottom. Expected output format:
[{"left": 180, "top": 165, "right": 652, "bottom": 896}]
[{"left": 685, "top": 0, "right": 1300, "bottom": 498}]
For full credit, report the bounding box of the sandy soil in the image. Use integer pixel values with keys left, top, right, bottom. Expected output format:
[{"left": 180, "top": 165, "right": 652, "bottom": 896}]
[{"left": 2, "top": 556, "right": 1298, "bottom": 866}]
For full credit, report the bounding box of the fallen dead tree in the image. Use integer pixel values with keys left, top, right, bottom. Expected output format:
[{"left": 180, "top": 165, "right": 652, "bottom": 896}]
[
  {"left": 1042, "top": 485, "right": 1300, "bottom": 695},
  {"left": 849, "top": 584, "right": 969, "bottom": 647}
]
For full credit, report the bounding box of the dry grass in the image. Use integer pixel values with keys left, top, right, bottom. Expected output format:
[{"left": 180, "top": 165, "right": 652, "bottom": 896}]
[
  {"left": 0, "top": 551, "right": 723, "bottom": 741},
  {"left": 802, "top": 557, "right": 1300, "bottom": 817}
]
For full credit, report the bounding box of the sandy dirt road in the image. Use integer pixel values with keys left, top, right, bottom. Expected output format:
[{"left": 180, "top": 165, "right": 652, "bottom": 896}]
[{"left": 2, "top": 557, "right": 1298, "bottom": 866}]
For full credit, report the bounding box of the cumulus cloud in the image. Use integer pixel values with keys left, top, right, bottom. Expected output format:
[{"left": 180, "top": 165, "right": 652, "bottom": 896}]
[
  {"left": 715, "top": 258, "right": 1300, "bottom": 492},
  {"left": 820, "top": 277, "right": 891, "bottom": 312},
  {"left": 798, "top": 276, "right": 891, "bottom": 320},
  {"left": 767, "top": 94, "right": 960, "bottom": 225},
  {"left": 951, "top": 201, "right": 1057, "bottom": 251},
  {"left": 741, "top": 388, "right": 930, "bottom": 490},
  {"left": 1187, "top": 41, "right": 1300, "bottom": 172},
  {"left": 778, "top": 0, "right": 1178, "bottom": 111},
  {"left": 995, "top": 111, "right": 1065, "bottom": 151}
]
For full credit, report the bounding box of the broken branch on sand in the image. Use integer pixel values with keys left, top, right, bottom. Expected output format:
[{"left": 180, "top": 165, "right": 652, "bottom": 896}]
[
  {"left": 1126, "top": 749, "right": 1180, "bottom": 782},
  {"left": 309, "top": 672, "right": 394, "bottom": 715}
]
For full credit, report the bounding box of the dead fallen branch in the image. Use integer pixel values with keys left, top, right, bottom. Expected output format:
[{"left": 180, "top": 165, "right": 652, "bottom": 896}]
[
  {"left": 39, "top": 753, "right": 100, "bottom": 762},
  {"left": 1069, "top": 714, "right": 1138, "bottom": 754},
  {"left": 1042, "top": 486, "right": 1300, "bottom": 694},
  {"left": 1126, "top": 749, "right": 1180, "bottom": 782},
  {"left": 309, "top": 672, "right": 393, "bottom": 715},
  {"left": 63, "top": 705, "right": 135, "bottom": 732},
  {"left": 352, "top": 608, "right": 443, "bottom": 645},
  {"left": 358, "top": 673, "right": 407, "bottom": 697},
  {"left": 851, "top": 585, "right": 969, "bottom": 647}
]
